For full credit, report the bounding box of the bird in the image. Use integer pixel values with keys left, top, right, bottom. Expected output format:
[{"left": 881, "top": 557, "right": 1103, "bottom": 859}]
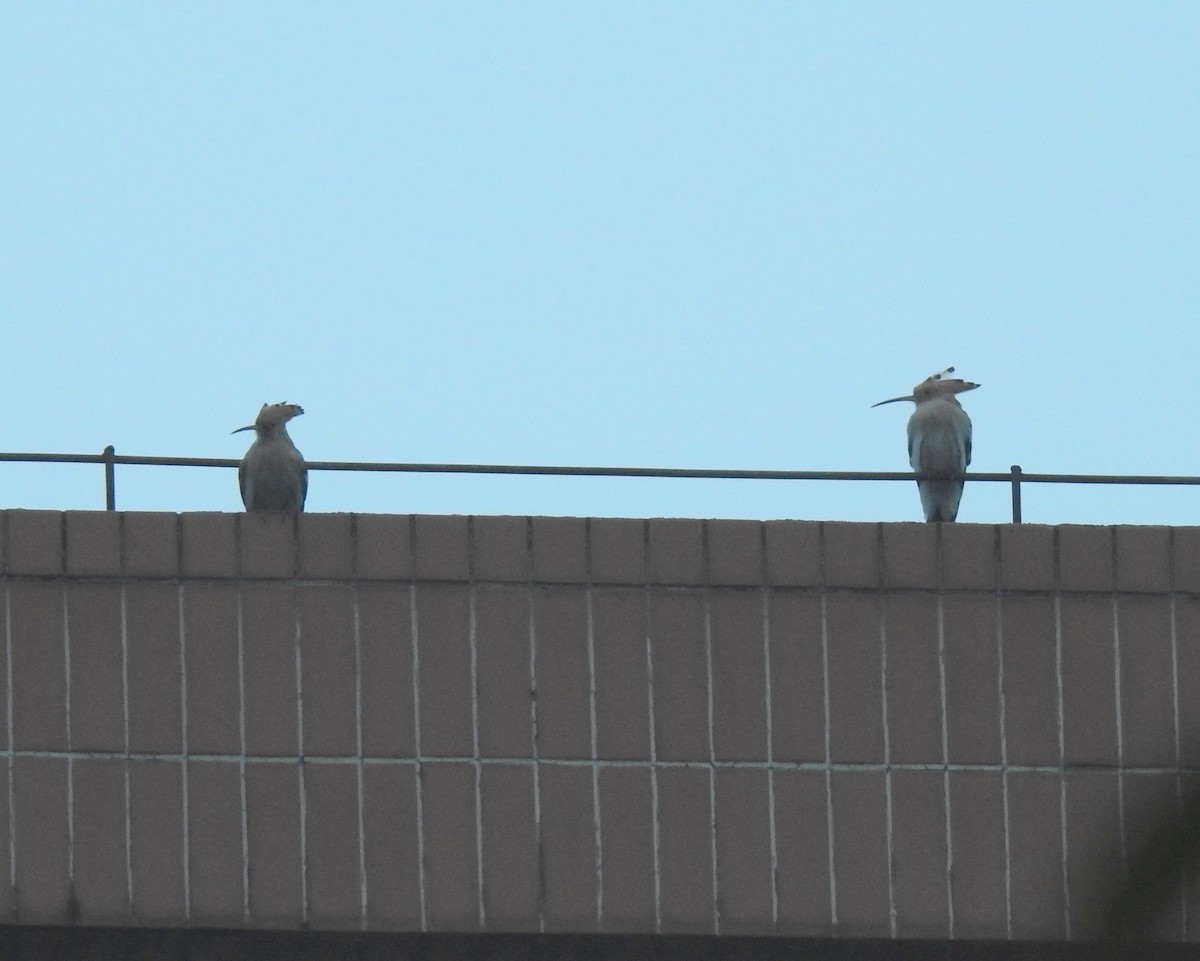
[
  {"left": 232, "top": 402, "right": 308, "bottom": 512},
  {"left": 873, "top": 368, "right": 980, "bottom": 522}
]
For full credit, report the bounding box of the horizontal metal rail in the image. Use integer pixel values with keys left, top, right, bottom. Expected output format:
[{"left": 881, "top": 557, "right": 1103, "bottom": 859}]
[{"left": 0, "top": 449, "right": 1197, "bottom": 521}]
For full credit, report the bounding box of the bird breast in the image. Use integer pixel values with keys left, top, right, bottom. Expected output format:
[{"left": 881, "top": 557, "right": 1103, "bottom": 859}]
[
  {"left": 241, "top": 436, "right": 306, "bottom": 511},
  {"left": 907, "top": 400, "right": 972, "bottom": 477}
]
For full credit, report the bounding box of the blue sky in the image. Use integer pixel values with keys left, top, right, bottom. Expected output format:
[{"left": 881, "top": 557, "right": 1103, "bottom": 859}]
[{"left": 3, "top": 3, "right": 1197, "bottom": 524}]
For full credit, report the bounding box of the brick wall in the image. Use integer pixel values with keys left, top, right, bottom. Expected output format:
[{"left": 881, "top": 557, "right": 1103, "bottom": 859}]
[{"left": 0, "top": 511, "right": 1197, "bottom": 942}]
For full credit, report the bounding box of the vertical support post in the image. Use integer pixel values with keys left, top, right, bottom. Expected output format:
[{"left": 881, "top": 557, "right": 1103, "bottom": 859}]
[
  {"left": 1009, "top": 464, "right": 1023, "bottom": 524},
  {"left": 104, "top": 445, "right": 116, "bottom": 511}
]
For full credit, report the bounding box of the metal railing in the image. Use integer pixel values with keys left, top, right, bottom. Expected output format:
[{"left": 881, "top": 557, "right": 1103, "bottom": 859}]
[{"left": 1, "top": 448, "right": 1198, "bottom": 522}]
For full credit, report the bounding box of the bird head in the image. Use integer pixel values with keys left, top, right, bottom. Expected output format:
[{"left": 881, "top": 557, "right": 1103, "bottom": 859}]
[
  {"left": 872, "top": 367, "right": 980, "bottom": 408},
  {"left": 232, "top": 402, "right": 305, "bottom": 434}
]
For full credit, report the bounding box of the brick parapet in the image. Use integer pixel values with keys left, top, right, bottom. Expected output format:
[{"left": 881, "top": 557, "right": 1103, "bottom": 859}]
[{"left": 0, "top": 511, "right": 1194, "bottom": 941}]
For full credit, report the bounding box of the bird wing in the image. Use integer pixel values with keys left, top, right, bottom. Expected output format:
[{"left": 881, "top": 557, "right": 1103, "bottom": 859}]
[
  {"left": 238, "top": 458, "right": 249, "bottom": 509},
  {"left": 907, "top": 419, "right": 922, "bottom": 473}
]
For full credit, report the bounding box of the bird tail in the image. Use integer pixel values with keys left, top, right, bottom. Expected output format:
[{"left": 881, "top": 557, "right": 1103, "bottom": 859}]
[{"left": 918, "top": 478, "right": 965, "bottom": 522}]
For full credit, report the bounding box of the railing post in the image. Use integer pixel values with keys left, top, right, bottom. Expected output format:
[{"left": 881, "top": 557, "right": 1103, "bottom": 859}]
[
  {"left": 1010, "top": 464, "right": 1023, "bottom": 524},
  {"left": 104, "top": 446, "right": 116, "bottom": 511}
]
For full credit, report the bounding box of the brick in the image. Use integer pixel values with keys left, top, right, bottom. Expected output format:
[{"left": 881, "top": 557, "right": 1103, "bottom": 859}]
[
  {"left": 297, "top": 513, "right": 354, "bottom": 579},
  {"left": 1058, "top": 525, "right": 1113, "bottom": 592},
  {"left": 764, "top": 521, "right": 820, "bottom": 587},
  {"left": 592, "top": 589, "right": 650, "bottom": 762},
  {"left": 891, "top": 769, "right": 949, "bottom": 938},
  {"left": 597, "top": 767, "right": 655, "bottom": 932},
  {"left": 0, "top": 622, "right": 8, "bottom": 760},
  {"left": 710, "top": 591, "right": 767, "bottom": 762},
  {"left": 774, "top": 769, "right": 832, "bottom": 936},
  {"left": 67, "top": 583, "right": 124, "bottom": 751},
  {"left": 362, "top": 765, "right": 422, "bottom": 928},
  {"left": 948, "top": 771, "right": 1007, "bottom": 938},
  {"left": 767, "top": 592, "right": 825, "bottom": 764},
  {"left": 999, "top": 525, "right": 1054, "bottom": 591},
  {"left": 475, "top": 588, "right": 534, "bottom": 759},
  {"left": 65, "top": 511, "right": 120, "bottom": 576},
  {"left": 187, "top": 760, "right": 245, "bottom": 926},
  {"left": 1184, "top": 775, "right": 1200, "bottom": 942},
  {"left": 10, "top": 582, "right": 67, "bottom": 751},
  {"left": 242, "top": 583, "right": 299, "bottom": 756},
  {"left": 358, "top": 584, "right": 415, "bottom": 759},
  {"left": 1064, "top": 771, "right": 1121, "bottom": 939},
  {"left": 7, "top": 510, "right": 62, "bottom": 575},
  {"left": 1001, "top": 596, "right": 1060, "bottom": 767},
  {"left": 942, "top": 594, "right": 1001, "bottom": 765},
  {"left": 422, "top": 762, "right": 481, "bottom": 931},
  {"left": 414, "top": 586, "right": 473, "bottom": 758},
  {"left": 1118, "top": 773, "right": 1184, "bottom": 942},
  {"left": 0, "top": 759, "right": 13, "bottom": 920},
  {"left": 531, "top": 516, "right": 586, "bottom": 584},
  {"left": 355, "top": 514, "right": 413, "bottom": 581},
  {"left": 246, "top": 763, "right": 304, "bottom": 926},
  {"left": 1178, "top": 598, "right": 1200, "bottom": 769},
  {"left": 881, "top": 522, "right": 937, "bottom": 589},
  {"left": 122, "top": 512, "right": 179, "bottom": 577},
  {"left": 884, "top": 594, "right": 943, "bottom": 764},
  {"left": 822, "top": 522, "right": 879, "bottom": 589},
  {"left": 1117, "top": 596, "right": 1175, "bottom": 766},
  {"left": 939, "top": 523, "right": 997, "bottom": 590},
  {"left": 540, "top": 764, "right": 598, "bottom": 932},
  {"left": 479, "top": 764, "right": 538, "bottom": 930},
  {"left": 180, "top": 513, "right": 237, "bottom": 578},
  {"left": 12, "top": 757, "right": 70, "bottom": 921},
  {"left": 1059, "top": 596, "right": 1118, "bottom": 766},
  {"left": 1007, "top": 771, "right": 1066, "bottom": 940},
  {"left": 647, "top": 518, "right": 704, "bottom": 585},
  {"left": 534, "top": 588, "right": 591, "bottom": 760},
  {"left": 414, "top": 515, "right": 469, "bottom": 582},
  {"left": 471, "top": 515, "right": 528, "bottom": 582},
  {"left": 304, "top": 764, "right": 362, "bottom": 928},
  {"left": 590, "top": 518, "right": 645, "bottom": 585},
  {"left": 72, "top": 758, "right": 129, "bottom": 921},
  {"left": 648, "top": 591, "right": 709, "bottom": 762},
  {"left": 126, "top": 584, "right": 183, "bottom": 755},
  {"left": 128, "top": 759, "right": 186, "bottom": 923},
  {"left": 1115, "top": 526, "right": 1171, "bottom": 592},
  {"left": 706, "top": 519, "right": 763, "bottom": 586},
  {"left": 1173, "top": 528, "right": 1200, "bottom": 593},
  {"left": 825, "top": 592, "right": 884, "bottom": 764},
  {"left": 240, "top": 512, "right": 296, "bottom": 579},
  {"left": 829, "top": 770, "right": 889, "bottom": 937},
  {"left": 182, "top": 583, "right": 241, "bottom": 755},
  {"left": 298, "top": 586, "right": 357, "bottom": 757},
  {"left": 657, "top": 766, "right": 715, "bottom": 933},
  {"left": 713, "top": 768, "right": 772, "bottom": 933}
]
